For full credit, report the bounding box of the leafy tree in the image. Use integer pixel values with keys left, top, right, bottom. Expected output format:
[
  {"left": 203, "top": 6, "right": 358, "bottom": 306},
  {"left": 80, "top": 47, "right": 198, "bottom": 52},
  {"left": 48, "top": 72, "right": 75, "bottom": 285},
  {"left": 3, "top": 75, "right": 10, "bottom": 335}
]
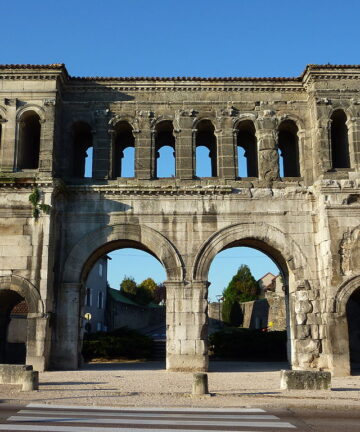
[
  {"left": 139, "top": 278, "right": 157, "bottom": 297},
  {"left": 221, "top": 265, "right": 258, "bottom": 325},
  {"left": 223, "top": 264, "right": 259, "bottom": 303},
  {"left": 120, "top": 276, "right": 137, "bottom": 299}
]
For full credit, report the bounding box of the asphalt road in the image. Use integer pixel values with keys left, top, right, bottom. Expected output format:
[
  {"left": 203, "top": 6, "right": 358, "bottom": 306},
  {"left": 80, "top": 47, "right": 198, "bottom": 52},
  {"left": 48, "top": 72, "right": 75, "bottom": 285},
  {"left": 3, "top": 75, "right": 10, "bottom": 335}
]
[{"left": 0, "top": 403, "right": 358, "bottom": 431}]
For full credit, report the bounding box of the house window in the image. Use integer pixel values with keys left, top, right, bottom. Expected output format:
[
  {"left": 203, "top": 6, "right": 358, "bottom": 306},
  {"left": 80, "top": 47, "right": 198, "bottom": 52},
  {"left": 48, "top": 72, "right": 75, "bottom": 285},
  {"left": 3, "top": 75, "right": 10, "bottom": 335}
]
[
  {"left": 98, "top": 291, "right": 103, "bottom": 309},
  {"left": 99, "top": 263, "right": 103, "bottom": 277},
  {"left": 97, "top": 322, "right": 102, "bottom": 331},
  {"left": 85, "top": 288, "right": 92, "bottom": 307}
]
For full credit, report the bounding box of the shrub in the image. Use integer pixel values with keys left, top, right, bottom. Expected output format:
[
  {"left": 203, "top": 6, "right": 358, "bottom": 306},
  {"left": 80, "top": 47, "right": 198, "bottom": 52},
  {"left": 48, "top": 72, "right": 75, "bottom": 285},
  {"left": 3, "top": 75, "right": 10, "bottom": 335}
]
[
  {"left": 82, "top": 326, "right": 154, "bottom": 361},
  {"left": 221, "top": 299, "right": 243, "bottom": 326},
  {"left": 209, "top": 328, "right": 287, "bottom": 361}
]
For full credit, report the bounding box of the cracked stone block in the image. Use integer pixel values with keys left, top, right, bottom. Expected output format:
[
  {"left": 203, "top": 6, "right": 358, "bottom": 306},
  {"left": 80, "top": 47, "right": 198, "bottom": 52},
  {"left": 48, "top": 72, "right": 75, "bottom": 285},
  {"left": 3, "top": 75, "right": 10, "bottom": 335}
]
[{"left": 280, "top": 369, "right": 331, "bottom": 390}]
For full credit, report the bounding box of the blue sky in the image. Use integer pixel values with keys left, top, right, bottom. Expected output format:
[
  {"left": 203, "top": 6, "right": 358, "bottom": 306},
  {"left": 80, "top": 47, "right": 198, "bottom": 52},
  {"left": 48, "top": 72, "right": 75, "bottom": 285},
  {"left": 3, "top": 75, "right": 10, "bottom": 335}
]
[
  {"left": 5, "top": 0, "right": 358, "bottom": 298},
  {"left": 107, "top": 248, "right": 278, "bottom": 302},
  {"left": 3, "top": 0, "right": 359, "bottom": 78}
]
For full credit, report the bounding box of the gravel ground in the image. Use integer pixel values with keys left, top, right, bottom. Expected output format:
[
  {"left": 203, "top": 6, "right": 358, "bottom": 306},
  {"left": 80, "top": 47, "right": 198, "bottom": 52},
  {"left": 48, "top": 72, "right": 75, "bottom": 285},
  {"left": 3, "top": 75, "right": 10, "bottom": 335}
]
[{"left": 1, "top": 361, "right": 360, "bottom": 409}]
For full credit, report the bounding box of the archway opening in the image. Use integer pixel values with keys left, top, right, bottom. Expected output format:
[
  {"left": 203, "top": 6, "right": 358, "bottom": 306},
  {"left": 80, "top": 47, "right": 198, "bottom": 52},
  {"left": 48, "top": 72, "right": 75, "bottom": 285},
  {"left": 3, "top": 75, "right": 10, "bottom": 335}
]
[
  {"left": 81, "top": 244, "right": 167, "bottom": 366},
  {"left": 331, "top": 110, "right": 350, "bottom": 169},
  {"left": 17, "top": 111, "right": 40, "bottom": 170},
  {"left": 72, "top": 122, "right": 93, "bottom": 178},
  {"left": 113, "top": 121, "right": 134, "bottom": 178},
  {"left": 0, "top": 289, "right": 28, "bottom": 364},
  {"left": 278, "top": 120, "right": 300, "bottom": 177},
  {"left": 195, "top": 120, "right": 217, "bottom": 177},
  {"left": 346, "top": 287, "right": 360, "bottom": 374},
  {"left": 155, "top": 121, "right": 175, "bottom": 178},
  {"left": 207, "top": 243, "right": 290, "bottom": 369},
  {"left": 236, "top": 121, "right": 258, "bottom": 178}
]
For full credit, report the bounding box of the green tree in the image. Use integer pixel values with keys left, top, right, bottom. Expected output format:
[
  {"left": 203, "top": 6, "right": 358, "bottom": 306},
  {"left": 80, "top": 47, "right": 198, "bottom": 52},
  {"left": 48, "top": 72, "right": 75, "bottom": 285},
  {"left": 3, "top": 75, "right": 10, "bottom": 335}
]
[
  {"left": 120, "top": 276, "right": 137, "bottom": 300},
  {"left": 137, "top": 278, "right": 157, "bottom": 305},
  {"left": 221, "top": 265, "right": 259, "bottom": 325},
  {"left": 223, "top": 264, "right": 259, "bottom": 303}
]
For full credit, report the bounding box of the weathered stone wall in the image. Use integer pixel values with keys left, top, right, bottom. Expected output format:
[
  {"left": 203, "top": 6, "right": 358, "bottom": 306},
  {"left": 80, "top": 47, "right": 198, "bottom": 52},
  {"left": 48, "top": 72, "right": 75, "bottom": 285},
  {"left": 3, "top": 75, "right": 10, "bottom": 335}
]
[{"left": 0, "top": 64, "right": 359, "bottom": 375}]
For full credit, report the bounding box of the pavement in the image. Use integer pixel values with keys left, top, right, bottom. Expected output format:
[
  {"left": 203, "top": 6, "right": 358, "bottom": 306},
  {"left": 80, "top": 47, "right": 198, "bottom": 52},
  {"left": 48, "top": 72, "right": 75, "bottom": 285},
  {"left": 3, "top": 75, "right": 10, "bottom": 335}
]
[{"left": 0, "top": 361, "right": 359, "bottom": 410}]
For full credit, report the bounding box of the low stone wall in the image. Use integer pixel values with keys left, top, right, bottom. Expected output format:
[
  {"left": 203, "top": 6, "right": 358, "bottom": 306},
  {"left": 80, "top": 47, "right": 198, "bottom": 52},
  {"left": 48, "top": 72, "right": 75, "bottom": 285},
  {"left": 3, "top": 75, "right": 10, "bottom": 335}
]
[{"left": 0, "top": 364, "right": 38, "bottom": 391}]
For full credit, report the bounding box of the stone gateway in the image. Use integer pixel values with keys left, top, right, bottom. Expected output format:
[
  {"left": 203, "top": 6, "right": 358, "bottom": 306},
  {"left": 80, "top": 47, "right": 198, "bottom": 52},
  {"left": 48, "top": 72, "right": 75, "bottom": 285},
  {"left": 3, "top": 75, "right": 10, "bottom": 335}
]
[{"left": 0, "top": 64, "right": 359, "bottom": 376}]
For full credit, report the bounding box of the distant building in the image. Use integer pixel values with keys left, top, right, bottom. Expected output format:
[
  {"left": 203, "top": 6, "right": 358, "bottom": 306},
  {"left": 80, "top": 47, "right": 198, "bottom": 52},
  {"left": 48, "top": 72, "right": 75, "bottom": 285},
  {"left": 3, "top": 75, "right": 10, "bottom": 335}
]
[
  {"left": 241, "top": 272, "right": 286, "bottom": 330},
  {"left": 107, "top": 288, "right": 165, "bottom": 331},
  {"left": 84, "top": 256, "right": 109, "bottom": 333}
]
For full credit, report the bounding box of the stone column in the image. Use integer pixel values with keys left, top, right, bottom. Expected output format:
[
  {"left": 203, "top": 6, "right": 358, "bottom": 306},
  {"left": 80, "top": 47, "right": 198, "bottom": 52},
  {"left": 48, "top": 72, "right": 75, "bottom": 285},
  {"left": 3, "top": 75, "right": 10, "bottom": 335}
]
[
  {"left": 26, "top": 313, "right": 50, "bottom": 372},
  {"left": 51, "top": 283, "right": 81, "bottom": 370},
  {"left": 174, "top": 110, "right": 195, "bottom": 179},
  {"left": 166, "top": 280, "right": 209, "bottom": 372},
  {"left": 216, "top": 116, "right": 236, "bottom": 179},
  {"left": 309, "top": 99, "right": 333, "bottom": 176},
  {"left": 0, "top": 99, "right": 17, "bottom": 171},
  {"left": 135, "top": 114, "right": 153, "bottom": 180},
  {"left": 346, "top": 116, "right": 360, "bottom": 169},
  {"left": 257, "top": 111, "right": 279, "bottom": 181},
  {"left": 326, "top": 312, "right": 351, "bottom": 377},
  {"left": 38, "top": 99, "right": 56, "bottom": 175},
  {"left": 93, "top": 110, "right": 111, "bottom": 179}
]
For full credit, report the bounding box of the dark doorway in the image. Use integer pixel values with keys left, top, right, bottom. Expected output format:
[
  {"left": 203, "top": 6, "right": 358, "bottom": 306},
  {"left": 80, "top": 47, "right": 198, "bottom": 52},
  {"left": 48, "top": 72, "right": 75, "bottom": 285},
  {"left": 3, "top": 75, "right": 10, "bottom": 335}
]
[
  {"left": 0, "top": 290, "right": 27, "bottom": 364},
  {"left": 347, "top": 288, "right": 360, "bottom": 374}
]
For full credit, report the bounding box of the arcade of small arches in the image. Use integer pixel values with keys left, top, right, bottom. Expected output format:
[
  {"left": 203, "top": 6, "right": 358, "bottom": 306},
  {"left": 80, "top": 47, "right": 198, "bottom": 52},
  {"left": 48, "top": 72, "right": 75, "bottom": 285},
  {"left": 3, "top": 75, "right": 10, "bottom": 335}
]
[{"left": 0, "top": 107, "right": 353, "bottom": 177}]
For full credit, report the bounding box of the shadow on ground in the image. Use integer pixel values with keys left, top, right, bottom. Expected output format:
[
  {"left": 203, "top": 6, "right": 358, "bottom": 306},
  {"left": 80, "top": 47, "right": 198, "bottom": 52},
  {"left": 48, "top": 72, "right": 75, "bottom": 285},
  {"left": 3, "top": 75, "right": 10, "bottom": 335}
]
[
  {"left": 80, "top": 360, "right": 289, "bottom": 373},
  {"left": 82, "top": 361, "right": 166, "bottom": 371},
  {"left": 209, "top": 361, "right": 289, "bottom": 373}
]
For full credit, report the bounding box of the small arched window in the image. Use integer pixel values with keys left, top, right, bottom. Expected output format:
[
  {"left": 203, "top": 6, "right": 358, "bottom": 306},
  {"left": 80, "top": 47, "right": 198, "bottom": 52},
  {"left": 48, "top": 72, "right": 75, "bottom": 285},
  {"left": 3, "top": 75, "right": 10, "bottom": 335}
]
[
  {"left": 155, "top": 121, "right": 175, "bottom": 178},
  {"left": 331, "top": 110, "right": 350, "bottom": 169},
  {"left": 17, "top": 111, "right": 41, "bottom": 170},
  {"left": 195, "top": 120, "right": 217, "bottom": 177},
  {"left": 236, "top": 120, "right": 258, "bottom": 177},
  {"left": 277, "top": 120, "right": 300, "bottom": 177},
  {"left": 72, "top": 122, "right": 93, "bottom": 178},
  {"left": 113, "top": 121, "right": 134, "bottom": 178}
]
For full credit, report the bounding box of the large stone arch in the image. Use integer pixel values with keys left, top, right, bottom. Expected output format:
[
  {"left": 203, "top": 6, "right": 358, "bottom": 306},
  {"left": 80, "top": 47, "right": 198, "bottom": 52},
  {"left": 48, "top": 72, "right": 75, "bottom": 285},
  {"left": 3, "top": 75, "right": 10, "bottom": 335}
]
[
  {"left": 54, "top": 223, "right": 184, "bottom": 370},
  {"left": 63, "top": 223, "right": 184, "bottom": 284},
  {"left": 192, "top": 222, "right": 307, "bottom": 282}
]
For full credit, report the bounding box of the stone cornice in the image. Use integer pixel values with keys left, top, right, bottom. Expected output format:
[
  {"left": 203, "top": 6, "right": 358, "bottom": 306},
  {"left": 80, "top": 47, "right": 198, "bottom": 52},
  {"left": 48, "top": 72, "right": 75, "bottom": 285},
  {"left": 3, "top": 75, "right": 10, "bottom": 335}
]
[{"left": 1, "top": 63, "right": 360, "bottom": 93}]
